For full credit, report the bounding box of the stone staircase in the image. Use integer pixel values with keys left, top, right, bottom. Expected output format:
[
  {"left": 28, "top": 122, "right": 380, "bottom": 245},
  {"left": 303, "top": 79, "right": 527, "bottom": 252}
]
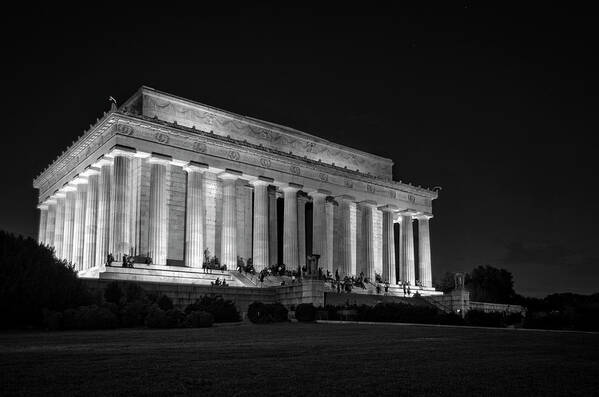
[{"left": 98, "top": 264, "right": 245, "bottom": 287}]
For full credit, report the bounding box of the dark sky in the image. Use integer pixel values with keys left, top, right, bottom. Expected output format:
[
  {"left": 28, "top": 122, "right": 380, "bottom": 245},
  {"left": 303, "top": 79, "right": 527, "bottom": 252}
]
[{"left": 1, "top": 4, "right": 597, "bottom": 297}]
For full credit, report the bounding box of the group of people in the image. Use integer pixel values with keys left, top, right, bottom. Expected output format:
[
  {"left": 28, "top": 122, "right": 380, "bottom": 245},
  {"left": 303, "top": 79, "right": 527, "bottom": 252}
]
[
  {"left": 105, "top": 253, "right": 152, "bottom": 268},
  {"left": 210, "top": 277, "right": 228, "bottom": 287},
  {"left": 201, "top": 249, "right": 227, "bottom": 273}
]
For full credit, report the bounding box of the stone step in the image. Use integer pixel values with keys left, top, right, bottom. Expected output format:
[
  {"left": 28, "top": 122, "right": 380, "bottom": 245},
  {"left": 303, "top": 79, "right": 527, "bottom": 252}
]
[{"left": 99, "top": 266, "right": 244, "bottom": 287}]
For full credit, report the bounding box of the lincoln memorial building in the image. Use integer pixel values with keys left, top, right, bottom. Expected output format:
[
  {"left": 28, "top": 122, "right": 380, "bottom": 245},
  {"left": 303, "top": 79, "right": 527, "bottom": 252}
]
[{"left": 33, "top": 87, "right": 440, "bottom": 299}]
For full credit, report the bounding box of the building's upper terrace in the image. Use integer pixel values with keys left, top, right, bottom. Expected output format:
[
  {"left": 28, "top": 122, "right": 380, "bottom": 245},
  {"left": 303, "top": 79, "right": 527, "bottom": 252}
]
[{"left": 122, "top": 86, "right": 394, "bottom": 179}]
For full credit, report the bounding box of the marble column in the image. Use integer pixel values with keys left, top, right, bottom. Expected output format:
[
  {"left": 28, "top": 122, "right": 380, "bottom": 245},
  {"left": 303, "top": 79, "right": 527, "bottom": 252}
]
[
  {"left": 95, "top": 159, "right": 112, "bottom": 271},
  {"left": 338, "top": 196, "right": 357, "bottom": 277},
  {"left": 283, "top": 183, "right": 301, "bottom": 269},
  {"left": 184, "top": 161, "right": 207, "bottom": 268},
  {"left": 72, "top": 179, "right": 88, "bottom": 270},
  {"left": 400, "top": 213, "right": 416, "bottom": 285},
  {"left": 109, "top": 149, "right": 134, "bottom": 261},
  {"left": 37, "top": 205, "right": 48, "bottom": 244},
  {"left": 359, "top": 201, "right": 377, "bottom": 282},
  {"left": 417, "top": 215, "right": 433, "bottom": 287},
  {"left": 149, "top": 153, "right": 170, "bottom": 265},
  {"left": 44, "top": 201, "right": 56, "bottom": 248},
  {"left": 297, "top": 192, "right": 309, "bottom": 268},
  {"left": 62, "top": 188, "right": 77, "bottom": 263},
  {"left": 309, "top": 189, "right": 330, "bottom": 265},
  {"left": 268, "top": 185, "right": 278, "bottom": 266},
  {"left": 379, "top": 205, "right": 398, "bottom": 284},
  {"left": 53, "top": 194, "right": 66, "bottom": 259},
  {"left": 82, "top": 169, "right": 99, "bottom": 270},
  {"left": 324, "top": 197, "right": 336, "bottom": 273},
  {"left": 219, "top": 170, "right": 241, "bottom": 269},
  {"left": 251, "top": 176, "right": 272, "bottom": 271}
]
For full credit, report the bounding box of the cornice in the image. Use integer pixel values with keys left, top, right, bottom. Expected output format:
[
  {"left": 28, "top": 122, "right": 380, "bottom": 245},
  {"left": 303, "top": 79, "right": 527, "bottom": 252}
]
[{"left": 33, "top": 108, "right": 438, "bottom": 205}]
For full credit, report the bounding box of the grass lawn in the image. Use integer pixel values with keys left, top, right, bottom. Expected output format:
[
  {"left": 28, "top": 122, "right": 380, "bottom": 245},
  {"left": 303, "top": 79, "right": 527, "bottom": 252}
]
[{"left": 1, "top": 322, "right": 598, "bottom": 396}]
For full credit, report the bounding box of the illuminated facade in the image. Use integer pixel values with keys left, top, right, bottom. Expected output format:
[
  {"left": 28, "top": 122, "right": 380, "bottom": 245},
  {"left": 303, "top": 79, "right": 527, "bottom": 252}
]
[{"left": 33, "top": 87, "right": 438, "bottom": 293}]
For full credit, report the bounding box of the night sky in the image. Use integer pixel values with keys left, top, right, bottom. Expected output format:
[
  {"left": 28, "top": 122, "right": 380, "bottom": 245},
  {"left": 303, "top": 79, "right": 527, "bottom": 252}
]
[{"left": 1, "top": 4, "right": 597, "bottom": 297}]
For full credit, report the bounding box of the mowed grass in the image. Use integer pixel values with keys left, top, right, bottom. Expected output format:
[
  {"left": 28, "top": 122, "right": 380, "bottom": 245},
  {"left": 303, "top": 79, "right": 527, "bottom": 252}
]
[{"left": 1, "top": 323, "right": 598, "bottom": 396}]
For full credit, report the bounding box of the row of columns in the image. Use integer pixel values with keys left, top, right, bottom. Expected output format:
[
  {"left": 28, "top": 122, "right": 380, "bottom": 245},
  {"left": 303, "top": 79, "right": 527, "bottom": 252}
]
[{"left": 37, "top": 149, "right": 433, "bottom": 287}]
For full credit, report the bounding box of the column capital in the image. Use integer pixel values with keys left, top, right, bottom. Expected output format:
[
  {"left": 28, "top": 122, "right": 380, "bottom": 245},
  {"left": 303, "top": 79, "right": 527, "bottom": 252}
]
[
  {"left": 414, "top": 212, "right": 433, "bottom": 220},
  {"left": 80, "top": 166, "right": 101, "bottom": 177},
  {"left": 378, "top": 204, "right": 398, "bottom": 212},
  {"left": 251, "top": 176, "right": 274, "bottom": 186},
  {"left": 42, "top": 198, "right": 57, "bottom": 206},
  {"left": 218, "top": 168, "right": 243, "bottom": 180},
  {"left": 148, "top": 152, "right": 173, "bottom": 164},
  {"left": 183, "top": 161, "right": 209, "bottom": 173},
  {"left": 37, "top": 204, "right": 49, "bottom": 210},
  {"left": 93, "top": 155, "right": 113, "bottom": 168},
  {"left": 282, "top": 182, "right": 303, "bottom": 192},
  {"left": 337, "top": 194, "right": 356, "bottom": 202},
  {"left": 297, "top": 190, "right": 311, "bottom": 202},
  {"left": 308, "top": 188, "right": 331, "bottom": 197},
  {"left": 106, "top": 144, "right": 137, "bottom": 158},
  {"left": 399, "top": 208, "right": 420, "bottom": 217},
  {"left": 53, "top": 190, "right": 67, "bottom": 199},
  {"left": 325, "top": 196, "right": 338, "bottom": 205},
  {"left": 358, "top": 200, "right": 378, "bottom": 208},
  {"left": 68, "top": 175, "right": 88, "bottom": 186},
  {"left": 60, "top": 183, "right": 77, "bottom": 193}
]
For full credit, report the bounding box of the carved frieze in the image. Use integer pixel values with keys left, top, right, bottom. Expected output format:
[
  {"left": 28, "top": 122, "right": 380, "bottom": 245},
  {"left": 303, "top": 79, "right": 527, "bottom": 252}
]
[
  {"left": 115, "top": 124, "right": 134, "bottom": 136},
  {"left": 290, "top": 166, "right": 301, "bottom": 175},
  {"left": 259, "top": 158, "right": 271, "bottom": 168},
  {"left": 193, "top": 141, "right": 207, "bottom": 153},
  {"left": 155, "top": 132, "right": 169, "bottom": 144}
]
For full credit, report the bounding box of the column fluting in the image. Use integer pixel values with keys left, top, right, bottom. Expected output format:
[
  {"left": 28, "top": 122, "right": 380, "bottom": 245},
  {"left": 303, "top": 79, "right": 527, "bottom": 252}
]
[
  {"left": 184, "top": 162, "right": 207, "bottom": 268},
  {"left": 324, "top": 197, "right": 336, "bottom": 274},
  {"left": 268, "top": 186, "right": 278, "bottom": 266},
  {"left": 339, "top": 196, "right": 357, "bottom": 277},
  {"left": 417, "top": 216, "right": 433, "bottom": 287},
  {"left": 44, "top": 202, "right": 56, "bottom": 248},
  {"left": 149, "top": 155, "right": 169, "bottom": 265},
  {"left": 283, "top": 184, "right": 301, "bottom": 270},
  {"left": 380, "top": 206, "right": 397, "bottom": 284},
  {"left": 82, "top": 170, "right": 99, "bottom": 270},
  {"left": 360, "top": 201, "right": 376, "bottom": 282},
  {"left": 95, "top": 160, "right": 112, "bottom": 271},
  {"left": 53, "top": 195, "right": 66, "bottom": 259},
  {"left": 62, "top": 189, "right": 77, "bottom": 263},
  {"left": 251, "top": 177, "right": 272, "bottom": 271},
  {"left": 297, "top": 192, "right": 309, "bottom": 268},
  {"left": 219, "top": 170, "right": 241, "bottom": 269},
  {"left": 110, "top": 153, "right": 132, "bottom": 261},
  {"left": 38, "top": 205, "right": 48, "bottom": 244},
  {"left": 309, "top": 189, "right": 330, "bottom": 267},
  {"left": 400, "top": 214, "right": 416, "bottom": 285},
  {"left": 72, "top": 181, "right": 88, "bottom": 270}
]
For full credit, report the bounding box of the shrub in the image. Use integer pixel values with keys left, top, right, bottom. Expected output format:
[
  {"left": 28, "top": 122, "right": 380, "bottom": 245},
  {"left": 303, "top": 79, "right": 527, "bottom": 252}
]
[
  {"left": 60, "top": 305, "right": 118, "bottom": 330},
  {"left": 157, "top": 295, "right": 174, "bottom": 311},
  {"left": 267, "top": 303, "right": 289, "bottom": 322},
  {"left": 185, "top": 311, "right": 214, "bottom": 328},
  {"left": 184, "top": 295, "right": 240, "bottom": 323},
  {"left": 247, "top": 302, "right": 289, "bottom": 324},
  {"left": 124, "top": 283, "right": 146, "bottom": 303},
  {"left": 42, "top": 309, "right": 63, "bottom": 331},
  {"left": 0, "top": 231, "right": 91, "bottom": 328},
  {"left": 465, "top": 310, "right": 504, "bottom": 327},
  {"left": 145, "top": 306, "right": 170, "bottom": 329},
  {"left": 104, "top": 282, "right": 123, "bottom": 305},
  {"left": 165, "top": 308, "right": 186, "bottom": 327},
  {"left": 121, "top": 301, "right": 150, "bottom": 327},
  {"left": 247, "top": 302, "right": 269, "bottom": 323},
  {"left": 295, "top": 303, "right": 317, "bottom": 322}
]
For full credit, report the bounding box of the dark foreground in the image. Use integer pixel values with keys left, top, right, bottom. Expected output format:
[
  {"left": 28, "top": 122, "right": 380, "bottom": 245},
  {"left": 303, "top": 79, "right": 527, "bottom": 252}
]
[{"left": 1, "top": 323, "right": 598, "bottom": 396}]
